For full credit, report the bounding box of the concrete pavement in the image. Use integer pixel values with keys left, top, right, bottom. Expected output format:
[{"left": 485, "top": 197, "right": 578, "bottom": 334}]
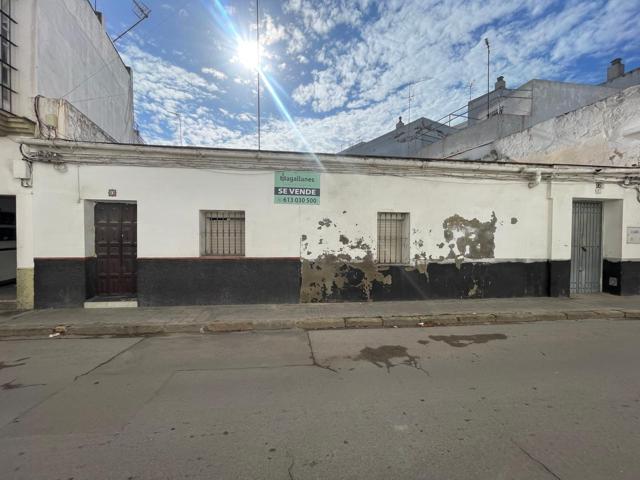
[
  {"left": 1, "top": 319, "right": 640, "bottom": 479},
  {"left": 1, "top": 293, "right": 640, "bottom": 337}
]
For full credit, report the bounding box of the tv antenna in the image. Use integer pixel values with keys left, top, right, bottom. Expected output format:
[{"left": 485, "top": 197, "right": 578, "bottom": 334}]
[
  {"left": 485, "top": 38, "right": 490, "bottom": 118},
  {"left": 113, "top": 0, "right": 151, "bottom": 43}
]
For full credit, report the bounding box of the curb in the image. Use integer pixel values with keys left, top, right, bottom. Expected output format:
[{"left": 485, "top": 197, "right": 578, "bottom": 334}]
[{"left": 0, "top": 309, "right": 636, "bottom": 338}]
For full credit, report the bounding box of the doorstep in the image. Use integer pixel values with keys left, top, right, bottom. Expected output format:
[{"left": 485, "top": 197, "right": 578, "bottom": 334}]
[{"left": 84, "top": 296, "right": 138, "bottom": 309}]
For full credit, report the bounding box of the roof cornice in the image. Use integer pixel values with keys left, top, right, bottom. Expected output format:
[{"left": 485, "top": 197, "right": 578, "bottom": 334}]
[{"left": 15, "top": 137, "right": 640, "bottom": 182}]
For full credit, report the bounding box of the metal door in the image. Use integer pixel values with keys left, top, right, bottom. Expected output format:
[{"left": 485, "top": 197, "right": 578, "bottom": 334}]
[
  {"left": 570, "top": 201, "right": 602, "bottom": 294},
  {"left": 95, "top": 203, "right": 137, "bottom": 296}
]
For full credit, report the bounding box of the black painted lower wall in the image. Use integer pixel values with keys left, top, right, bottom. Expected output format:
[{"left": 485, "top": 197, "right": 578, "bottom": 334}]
[
  {"left": 34, "top": 258, "right": 89, "bottom": 308},
  {"left": 137, "top": 258, "right": 301, "bottom": 307},
  {"left": 32, "top": 257, "right": 597, "bottom": 308},
  {"left": 373, "top": 261, "right": 552, "bottom": 300},
  {"left": 603, "top": 259, "right": 640, "bottom": 295},
  {"left": 302, "top": 260, "right": 570, "bottom": 302},
  {"left": 549, "top": 260, "right": 571, "bottom": 297}
]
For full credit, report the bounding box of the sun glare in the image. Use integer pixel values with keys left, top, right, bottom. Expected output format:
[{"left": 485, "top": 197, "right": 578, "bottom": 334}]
[{"left": 236, "top": 40, "right": 259, "bottom": 70}]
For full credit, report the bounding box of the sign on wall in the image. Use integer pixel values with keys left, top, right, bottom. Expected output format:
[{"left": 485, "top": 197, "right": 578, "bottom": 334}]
[
  {"left": 627, "top": 227, "right": 640, "bottom": 244},
  {"left": 274, "top": 171, "right": 320, "bottom": 205}
]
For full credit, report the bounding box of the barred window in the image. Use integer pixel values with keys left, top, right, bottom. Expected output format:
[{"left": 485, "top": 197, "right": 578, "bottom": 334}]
[
  {"left": 0, "top": 0, "right": 15, "bottom": 112},
  {"left": 377, "top": 212, "right": 410, "bottom": 264},
  {"left": 200, "top": 210, "right": 245, "bottom": 256}
]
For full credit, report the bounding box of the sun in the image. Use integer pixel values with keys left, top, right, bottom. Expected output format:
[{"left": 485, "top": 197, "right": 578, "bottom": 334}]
[{"left": 236, "top": 40, "right": 259, "bottom": 70}]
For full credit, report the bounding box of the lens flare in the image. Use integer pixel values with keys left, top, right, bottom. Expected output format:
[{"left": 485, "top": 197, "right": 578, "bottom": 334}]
[
  {"left": 236, "top": 39, "right": 258, "bottom": 70},
  {"left": 201, "top": 0, "right": 325, "bottom": 167}
]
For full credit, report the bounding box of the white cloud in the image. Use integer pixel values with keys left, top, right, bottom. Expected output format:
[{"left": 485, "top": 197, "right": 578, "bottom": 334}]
[
  {"left": 260, "top": 14, "right": 287, "bottom": 46},
  {"left": 202, "top": 67, "right": 227, "bottom": 81},
  {"left": 283, "top": 0, "right": 372, "bottom": 35},
  {"left": 285, "top": 25, "right": 307, "bottom": 54}
]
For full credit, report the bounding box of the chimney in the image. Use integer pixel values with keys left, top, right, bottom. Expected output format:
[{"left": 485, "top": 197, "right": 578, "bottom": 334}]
[
  {"left": 396, "top": 116, "right": 404, "bottom": 129},
  {"left": 607, "top": 58, "right": 624, "bottom": 81},
  {"left": 495, "top": 76, "right": 506, "bottom": 90}
]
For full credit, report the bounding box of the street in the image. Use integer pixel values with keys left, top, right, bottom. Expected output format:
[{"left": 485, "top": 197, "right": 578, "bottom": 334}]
[{"left": 1, "top": 319, "right": 640, "bottom": 479}]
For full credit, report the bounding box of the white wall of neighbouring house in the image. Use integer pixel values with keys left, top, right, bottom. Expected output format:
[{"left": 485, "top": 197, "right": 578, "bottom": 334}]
[
  {"left": 11, "top": 0, "right": 136, "bottom": 143},
  {"left": 494, "top": 85, "right": 640, "bottom": 167}
]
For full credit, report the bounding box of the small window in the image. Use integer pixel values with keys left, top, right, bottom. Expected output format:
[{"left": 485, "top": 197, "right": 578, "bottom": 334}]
[
  {"left": 200, "top": 210, "right": 245, "bottom": 256},
  {"left": 377, "top": 212, "right": 410, "bottom": 264}
]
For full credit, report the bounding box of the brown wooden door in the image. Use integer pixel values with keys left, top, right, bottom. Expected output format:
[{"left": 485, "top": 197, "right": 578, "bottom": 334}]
[{"left": 95, "top": 203, "right": 137, "bottom": 296}]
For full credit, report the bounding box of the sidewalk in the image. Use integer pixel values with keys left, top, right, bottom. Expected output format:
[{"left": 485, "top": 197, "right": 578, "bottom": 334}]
[{"left": 1, "top": 293, "right": 640, "bottom": 337}]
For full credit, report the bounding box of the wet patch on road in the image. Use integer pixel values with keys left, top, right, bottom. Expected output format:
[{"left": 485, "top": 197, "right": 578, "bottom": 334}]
[
  {"left": 429, "top": 333, "right": 507, "bottom": 347},
  {"left": 354, "top": 345, "right": 427, "bottom": 375}
]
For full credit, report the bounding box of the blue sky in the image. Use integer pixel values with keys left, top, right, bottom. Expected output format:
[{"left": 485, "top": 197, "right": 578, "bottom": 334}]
[{"left": 96, "top": 0, "right": 640, "bottom": 152}]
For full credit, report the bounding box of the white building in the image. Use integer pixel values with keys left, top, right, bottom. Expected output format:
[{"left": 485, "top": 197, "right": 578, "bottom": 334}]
[
  {"left": 16, "top": 138, "right": 640, "bottom": 308},
  {"left": 0, "top": 0, "right": 139, "bottom": 309},
  {"left": 341, "top": 117, "right": 457, "bottom": 157},
  {"left": 342, "top": 59, "right": 640, "bottom": 164},
  {"left": 487, "top": 84, "right": 640, "bottom": 167}
]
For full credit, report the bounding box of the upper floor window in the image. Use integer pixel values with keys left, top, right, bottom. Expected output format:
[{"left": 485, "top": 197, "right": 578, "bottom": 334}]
[{"left": 0, "top": 0, "right": 15, "bottom": 113}]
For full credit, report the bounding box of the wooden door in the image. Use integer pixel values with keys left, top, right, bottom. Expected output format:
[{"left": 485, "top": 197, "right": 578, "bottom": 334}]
[{"left": 95, "top": 203, "right": 137, "bottom": 296}]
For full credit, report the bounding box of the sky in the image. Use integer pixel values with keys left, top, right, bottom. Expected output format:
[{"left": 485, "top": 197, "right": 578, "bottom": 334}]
[{"left": 95, "top": 0, "right": 640, "bottom": 152}]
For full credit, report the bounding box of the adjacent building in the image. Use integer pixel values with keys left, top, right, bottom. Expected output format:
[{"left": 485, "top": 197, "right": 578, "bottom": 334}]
[
  {"left": 0, "top": 0, "right": 140, "bottom": 310},
  {"left": 341, "top": 116, "right": 457, "bottom": 157},
  {"left": 16, "top": 138, "right": 640, "bottom": 309},
  {"left": 341, "top": 59, "right": 640, "bottom": 166}
]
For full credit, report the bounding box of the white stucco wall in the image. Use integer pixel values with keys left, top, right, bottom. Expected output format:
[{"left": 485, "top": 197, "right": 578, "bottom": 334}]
[
  {"left": 423, "top": 80, "right": 624, "bottom": 162},
  {"left": 525, "top": 80, "right": 617, "bottom": 128},
  {"left": 10, "top": 0, "right": 135, "bottom": 142},
  {"left": 341, "top": 118, "right": 457, "bottom": 157},
  {"left": 494, "top": 85, "right": 640, "bottom": 167},
  {"left": 28, "top": 161, "right": 638, "bottom": 266},
  {"left": 419, "top": 115, "right": 525, "bottom": 160}
]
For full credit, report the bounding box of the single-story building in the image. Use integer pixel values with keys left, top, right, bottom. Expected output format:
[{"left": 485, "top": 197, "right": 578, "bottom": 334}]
[{"left": 14, "top": 138, "right": 640, "bottom": 308}]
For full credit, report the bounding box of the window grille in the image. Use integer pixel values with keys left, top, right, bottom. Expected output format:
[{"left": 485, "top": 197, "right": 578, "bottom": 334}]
[
  {"left": 377, "top": 212, "right": 410, "bottom": 264},
  {"left": 0, "top": 0, "right": 15, "bottom": 113},
  {"left": 200, "top": 210, "right": 245, "bottom": 256}
]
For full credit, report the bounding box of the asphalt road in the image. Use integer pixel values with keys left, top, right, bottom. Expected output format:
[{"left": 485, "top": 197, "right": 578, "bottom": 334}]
[{"left": 1, "top": 319, "right": 639, "bottom": 479}]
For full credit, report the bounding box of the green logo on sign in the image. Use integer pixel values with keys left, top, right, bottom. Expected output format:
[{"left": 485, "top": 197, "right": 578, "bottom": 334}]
[{"left": 274, "top": 171, "right": 320, "bottom": 205}]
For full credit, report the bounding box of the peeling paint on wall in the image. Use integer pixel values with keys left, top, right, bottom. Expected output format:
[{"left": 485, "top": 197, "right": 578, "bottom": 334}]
[
  {"left": 442, "top": 212, "right": 498, "bottom": 262},
  {"left": 317, "top": 218, "right": 333, "bottom": 229},
  {"left": 301, "top": 211, "right": 503, "bottom": 302},
  {"left": 468, "top": 280, "right": 481, "bottom": 297},
  {"left": 301, "top": 251, "right": 392, "bottom": 302},
  {"left": 300, "top": 232, "right": 392, "bottom": 302}
]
